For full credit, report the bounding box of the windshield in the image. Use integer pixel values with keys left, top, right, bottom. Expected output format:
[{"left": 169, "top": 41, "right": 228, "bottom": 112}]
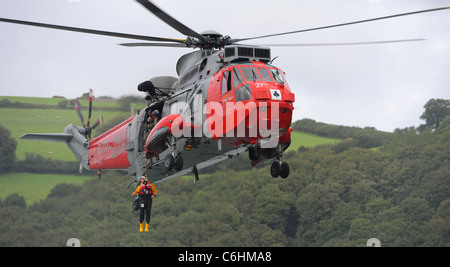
[
  {"left": 233, "top": 67, "right": 244, "bottom": 88},
  {"left": 270, "top": 68, "right": 286, "bottom": 85},
  {"left": 258, "top": 67, "right": 273, "bottom": 82},
  {"left": 235, "top": 83, "right": 252, "bottom": 102},
  {"left": 238, "top": 65, "right": 286, "bottom": 85},
  {"left": 240, "top": 67, "right": 261, "bottom": 82}
]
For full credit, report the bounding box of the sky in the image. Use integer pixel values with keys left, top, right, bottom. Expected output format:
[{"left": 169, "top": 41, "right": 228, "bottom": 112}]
[{"left": 0, "top": 0, "right": 449, "bottom": 132}]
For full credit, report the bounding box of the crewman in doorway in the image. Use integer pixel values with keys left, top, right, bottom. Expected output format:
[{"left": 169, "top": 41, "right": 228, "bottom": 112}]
[{"left": 132, "top": 176, "right": 157, "bottom": 232}]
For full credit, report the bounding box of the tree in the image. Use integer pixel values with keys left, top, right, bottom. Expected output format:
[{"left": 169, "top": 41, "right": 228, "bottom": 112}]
[
  {"left": 420, "top": 98, "right": 450, "bottom": 130},
  {"left": 4, "top": 193, "right": 27, "bottom": 209},
  {"left": 57, "top": 99, "right": 68, "bottom": 108},
  {"left": 349, "top": 218, "right": 373, "bottom": 245},
  {"left": 0, "top": 124, "right": 17, "bottom": 173}
]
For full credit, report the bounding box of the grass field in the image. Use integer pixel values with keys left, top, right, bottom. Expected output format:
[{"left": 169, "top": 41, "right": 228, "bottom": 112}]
[
  {"left": 0, "top": 96, "right": 66, "bottom": 106},
  {"left": 0, "top": 172, "right": 93, "bottom": 205},
  {"left": 287, "top": 130, "right": 340, "bottom": 151},
  {"left": 0, "top": 95, "right": 120, "bottom": 109}
]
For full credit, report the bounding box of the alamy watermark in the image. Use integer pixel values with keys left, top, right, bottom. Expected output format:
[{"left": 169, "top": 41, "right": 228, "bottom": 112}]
[{"left": 169, "top": 97, "right": 282, "bottom": 148}]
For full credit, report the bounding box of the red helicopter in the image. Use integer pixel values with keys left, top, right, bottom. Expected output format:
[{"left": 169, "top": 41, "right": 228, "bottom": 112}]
[{"left": 1, "top": 1, "right": 447, "bottom": 189}]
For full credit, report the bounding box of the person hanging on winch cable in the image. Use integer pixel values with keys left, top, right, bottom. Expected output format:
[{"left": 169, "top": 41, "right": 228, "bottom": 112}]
[{"left": 132, "top": 176, "right": 157, "bottom": 232}]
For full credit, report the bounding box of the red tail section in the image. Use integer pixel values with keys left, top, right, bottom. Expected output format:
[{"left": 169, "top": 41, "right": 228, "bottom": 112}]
[{"left": 88, "top": 116, "right": 135, "bottom": 170}]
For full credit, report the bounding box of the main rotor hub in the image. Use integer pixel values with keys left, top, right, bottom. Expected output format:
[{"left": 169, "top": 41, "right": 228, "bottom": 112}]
[
  {"left": 187, "top": 30, "right": 231, "bottom": 49},
  {"left": 200, "top": 30, "right": 222, "bottom": 39}
]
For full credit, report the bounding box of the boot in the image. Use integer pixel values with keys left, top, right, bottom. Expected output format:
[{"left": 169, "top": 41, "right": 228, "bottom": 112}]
[
  {"left": 145, "top": 223, "right": 149, "bottom": 232},
  {"left": 139, "top": 223, "right": 143, "bottom": 232}
]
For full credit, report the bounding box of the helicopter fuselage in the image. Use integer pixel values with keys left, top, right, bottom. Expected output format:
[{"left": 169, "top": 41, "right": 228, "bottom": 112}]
[{"left": 82, "top": 46, "right": 295, "bottom": 183}]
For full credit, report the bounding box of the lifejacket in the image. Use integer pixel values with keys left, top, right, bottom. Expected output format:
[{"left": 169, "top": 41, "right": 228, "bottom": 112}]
[{"left": 139, "top": 183, "right": 153, "bottom": 196}]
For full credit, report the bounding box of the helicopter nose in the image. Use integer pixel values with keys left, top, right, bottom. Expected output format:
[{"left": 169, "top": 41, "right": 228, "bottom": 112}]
[
  {"left": 252, "top": 84, "right": 294, "bottom": 138},
  {"left": 254, "top": 100, "right": 293, "bottom": 138}
]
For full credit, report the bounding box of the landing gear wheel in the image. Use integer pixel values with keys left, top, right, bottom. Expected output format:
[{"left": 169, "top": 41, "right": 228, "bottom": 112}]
[
  {"left": 270, "top": 162, "right": 281, "bottom": 178},
  {"left": 248, "top": 147, "right": 260, "bottom": 161},
  {"left": 174, "top": 154, "right": 184, "bottom": 171},
  {"left": 164, "top": 154, "right": 175, "bottom": 171},
  {"left": 280, "top": 162, "right": 290, "bottom": 178}
]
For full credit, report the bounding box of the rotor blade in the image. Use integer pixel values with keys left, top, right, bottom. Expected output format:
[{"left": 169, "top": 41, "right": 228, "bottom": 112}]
[
  {"left": 73, "top": 101, "right": 85, "bottom": 127},
  {"left": 260, "top": 38, "right": 426, "bottom": 47},
  {"left": 90, "top": 116, "right": 104, "bottom": 130},
  {"left": 135, "top": 0, "right": 208, "bottom": 43},
  {"left": 232, "top": 7, "right": 449, "bottom": 43},
  {"left": 87, "top": 89, "right": 93, "bottom": 127},
  {"left": 119, "top": 42, "right": 187, "bottom": 47},
  {"left": 0, "top": 17, "right": 186, "bottom": 44}
]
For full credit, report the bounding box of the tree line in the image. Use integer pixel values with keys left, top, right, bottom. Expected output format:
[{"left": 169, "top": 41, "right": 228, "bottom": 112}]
[
  {"left": 292, "top": 118, "right": 390, "bottom": 149},
  {"left": 0, "top": 94, "right": 145, "bottom": 112}
]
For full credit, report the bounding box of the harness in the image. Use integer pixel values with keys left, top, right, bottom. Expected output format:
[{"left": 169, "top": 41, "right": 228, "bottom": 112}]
[{"left": 139, "top": 182, "right": 153, "bottom": 196}]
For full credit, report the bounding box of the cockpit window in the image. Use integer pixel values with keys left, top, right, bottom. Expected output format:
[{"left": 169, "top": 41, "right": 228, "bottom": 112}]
[
  {"left": 235, "top": 83, "right": 252, "bottom": 102},
  {"left": 240, "top": 67, "right": 261, "bottom": 82},
  {"left": 221, "top": 71, "right": 232, "bottom": 94},
  {"left": 233, "top": 67, "right": 244, "bottom": 89},
  {"left": 258, "top": 67, "right": 273, "bottom": 82},
  {"left": 270, "top": 68, "right": 286, "bottom": 85}
]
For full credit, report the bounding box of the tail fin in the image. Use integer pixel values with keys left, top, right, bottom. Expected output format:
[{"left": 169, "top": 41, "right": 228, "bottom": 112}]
[
  {"left": 20, "top": 133, "right": 72, "bottom": 142},
  {"left": 20, "top": 124, "right": 90, "bottom": 170}
]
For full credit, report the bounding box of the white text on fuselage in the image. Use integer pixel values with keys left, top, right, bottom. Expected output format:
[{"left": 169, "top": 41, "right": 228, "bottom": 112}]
[
  {"left": 97, "top": 130, "right": 127, "bottom": 158},
  {"left": 170, "top": 95, "right": 290, "bottom": 148}
]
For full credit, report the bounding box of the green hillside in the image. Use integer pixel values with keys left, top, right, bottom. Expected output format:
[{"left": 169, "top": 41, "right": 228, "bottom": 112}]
[
  {"left": 0, "top": 172, "right": 92, "bottom": 205},
  {"left": 287, "top": 131, "right": 340, "bottom": 151},
  {"left": 0, "top": 95, "right": 121, "bottom": 109}
]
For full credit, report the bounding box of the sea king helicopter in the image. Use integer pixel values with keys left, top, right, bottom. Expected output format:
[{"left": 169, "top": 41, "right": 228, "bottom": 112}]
[{"left": 1, "top": 1, "right": 447, "bottom": 189}]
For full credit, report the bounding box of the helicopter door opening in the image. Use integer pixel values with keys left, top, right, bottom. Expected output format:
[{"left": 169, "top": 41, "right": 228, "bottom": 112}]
[
  {"left": 137, "top": 107, "right": 153, "bottom": 153},
  {"left": 170, "top": 90, "right": 190, "bottom": 123}
]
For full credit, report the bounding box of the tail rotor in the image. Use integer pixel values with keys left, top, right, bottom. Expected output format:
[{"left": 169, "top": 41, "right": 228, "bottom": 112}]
[{"left": 73, "top": 89, "right": 103, "bottom": 140}]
